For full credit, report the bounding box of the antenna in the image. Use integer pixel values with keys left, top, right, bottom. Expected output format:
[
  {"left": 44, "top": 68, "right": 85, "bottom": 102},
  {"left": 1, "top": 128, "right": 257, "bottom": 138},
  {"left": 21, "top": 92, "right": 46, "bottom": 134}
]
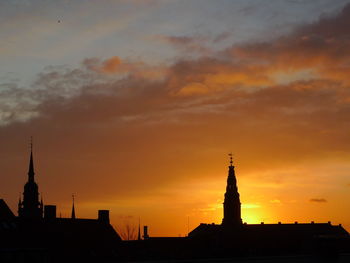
[{"left": 138, "top": 216, "right": 141, "bottom": 240}]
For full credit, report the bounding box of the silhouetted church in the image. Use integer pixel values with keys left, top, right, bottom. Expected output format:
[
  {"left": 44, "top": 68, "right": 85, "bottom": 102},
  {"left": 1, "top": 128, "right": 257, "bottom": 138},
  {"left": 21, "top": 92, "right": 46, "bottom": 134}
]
[
  {"left": 120, "top": 156, "right": 349, "bottom": 261},
  {"left": 0, "top": 144, "right": 121, "bottom": 262},
  {"left": 1, "top": 146, "right": 349, "bottom": 262},
  {"left": 17, "top": 144, "right": 43, "bottom": 219},
  {"left": 222, "top": 155, "right": 242, "bottom": 226},
  {"left": 187, "top": 155, "right": 349, "bottom": 257}
]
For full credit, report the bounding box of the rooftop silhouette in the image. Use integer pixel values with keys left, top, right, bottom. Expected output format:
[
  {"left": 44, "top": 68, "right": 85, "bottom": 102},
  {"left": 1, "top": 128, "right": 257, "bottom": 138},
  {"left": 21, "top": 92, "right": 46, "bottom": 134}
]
[{"left": 0, "top": 146, "right": 349, "bottom": 262}]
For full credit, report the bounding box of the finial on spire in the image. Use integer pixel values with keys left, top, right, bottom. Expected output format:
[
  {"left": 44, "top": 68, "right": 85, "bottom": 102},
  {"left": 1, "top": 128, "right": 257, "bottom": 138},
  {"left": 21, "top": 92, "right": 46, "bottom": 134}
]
[{"left": 228, "top": 152, "right": 233, "bottom": 166}]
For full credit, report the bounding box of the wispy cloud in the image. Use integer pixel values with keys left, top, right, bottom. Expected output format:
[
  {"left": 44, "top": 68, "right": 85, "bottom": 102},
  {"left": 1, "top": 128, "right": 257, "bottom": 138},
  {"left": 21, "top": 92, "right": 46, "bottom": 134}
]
[
  {"left": 1, "top": 2, "right": 350, "bottom": 235},
  {"left": 242, "top": 204, "right": 261, "bottom": 209},
  {"left": 310, "top": 198, "right": 327, "bottom": 203}
]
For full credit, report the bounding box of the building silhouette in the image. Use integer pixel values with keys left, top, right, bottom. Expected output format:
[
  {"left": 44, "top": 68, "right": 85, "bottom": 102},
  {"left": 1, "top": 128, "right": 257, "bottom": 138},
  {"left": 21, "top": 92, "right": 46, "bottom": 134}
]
[
  {"left": 0, "top": 145, "right": 349, "bottom": 262},
  {"left": 121, "top": 156, "right": 349, "bottom": 261},
  {"left": 187, "top": 156, "right": 349, "bottom": 258},
  {"left": 222, "top": 154, "right": 242, "bottom": 226},
  {"left": 0, "top": 144, "right": 122, "bottom": 262},
  {"left": 17, "top": 143, "right": 43, "bottom": 219}
]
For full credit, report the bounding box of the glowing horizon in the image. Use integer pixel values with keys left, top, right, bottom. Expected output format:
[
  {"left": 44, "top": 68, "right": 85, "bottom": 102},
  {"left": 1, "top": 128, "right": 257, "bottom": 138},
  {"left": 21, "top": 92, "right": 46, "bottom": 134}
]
[{"left": 1, "top": 0, "right": 350, "bottom": 237}]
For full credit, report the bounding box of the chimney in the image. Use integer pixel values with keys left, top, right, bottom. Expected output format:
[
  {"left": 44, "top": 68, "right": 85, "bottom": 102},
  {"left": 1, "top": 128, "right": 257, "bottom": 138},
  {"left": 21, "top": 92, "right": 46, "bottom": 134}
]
[
  {"left": 143, "top": 226, "right": 149, "bottom": 239},
  {"left": 44, "top": 205, "right": 56, "bottom": 220},
  {"left": 98, "top": 210, "right": 109, "bottom": 224}
]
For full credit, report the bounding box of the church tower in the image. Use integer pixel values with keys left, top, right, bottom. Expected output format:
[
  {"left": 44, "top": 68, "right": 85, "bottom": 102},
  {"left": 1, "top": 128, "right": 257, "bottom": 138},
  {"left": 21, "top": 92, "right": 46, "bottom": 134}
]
[
  {"left": 18, "top": 141, "right": 43, "bottom": 219},
  {"left": 222, "top": 154, "right": 242, "bottom": 226}
]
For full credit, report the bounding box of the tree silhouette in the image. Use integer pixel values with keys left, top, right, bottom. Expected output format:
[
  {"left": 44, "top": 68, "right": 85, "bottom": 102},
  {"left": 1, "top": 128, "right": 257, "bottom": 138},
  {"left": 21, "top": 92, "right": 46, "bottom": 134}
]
[{"left": 116, "top": 221, "right": 137, "bottom": 240}]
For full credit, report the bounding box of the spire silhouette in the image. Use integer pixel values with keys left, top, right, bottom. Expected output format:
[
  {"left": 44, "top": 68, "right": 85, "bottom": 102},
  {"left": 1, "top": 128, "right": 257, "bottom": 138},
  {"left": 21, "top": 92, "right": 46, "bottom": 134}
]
[
  {"left": 222, "top": 153, "right": 242, "bottom": 226},
  {"left": 71, "top": 194, "right": 76, "bottom": 219},
  {"left": 18, "top": 138, "right": 43, "bottom": 219},
  {"left": 28, "top": 137, "right": 35, "bottom": 182}
]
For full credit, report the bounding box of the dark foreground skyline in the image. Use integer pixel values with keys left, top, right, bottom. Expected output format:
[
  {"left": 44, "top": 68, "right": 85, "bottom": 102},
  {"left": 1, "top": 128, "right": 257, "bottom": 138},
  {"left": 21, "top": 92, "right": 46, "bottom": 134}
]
[{"left": 1, "top": 147, "right": 349, "bottom": 262}]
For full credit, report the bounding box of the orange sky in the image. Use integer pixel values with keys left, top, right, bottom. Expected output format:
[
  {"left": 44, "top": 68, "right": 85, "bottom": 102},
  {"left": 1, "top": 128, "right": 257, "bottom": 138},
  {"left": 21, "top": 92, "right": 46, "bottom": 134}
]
[{"left": 0, "top": 2, "right": 350, "bottom": 238}]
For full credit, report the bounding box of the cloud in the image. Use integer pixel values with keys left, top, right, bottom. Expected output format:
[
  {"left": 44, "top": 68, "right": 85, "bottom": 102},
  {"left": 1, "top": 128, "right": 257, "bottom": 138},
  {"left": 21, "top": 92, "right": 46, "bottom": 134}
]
[
  {"left": 213, "top": 32, "right": 231, "bottom": 43},
  {"left": 157, "top": 35, "right": 212, "bottom": 55},
  {"left": 116, "top": 215, "right": 134, "bottom": 220},
  {"left": 225, "top": 3, "right": 350, "bottom": 84},
  {"left": 83, "top": 56, "right": 133, "bottom": 75},
  {"left": 269, "top": 199, "right": 281, "bottom": 204},
  {"left": 82, "top": 56, "right": 167, "bottom": 80},
  {"left": 242, "top": 204, "right": 261, "bottom": 209},
  {"left": 1, "top": 3, "right": 350, "bottom": 217},
  {"left": 310, "top": 198, "right": 327, "bottom": 203}
]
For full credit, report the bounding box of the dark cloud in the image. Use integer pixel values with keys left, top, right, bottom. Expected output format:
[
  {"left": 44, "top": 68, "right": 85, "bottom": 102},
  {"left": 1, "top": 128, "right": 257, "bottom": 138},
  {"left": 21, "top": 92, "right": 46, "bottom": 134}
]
[
  {"left": 1, "top": 3, "right": 350, "bottom": 220},
  {"left": 310, "top": 198, "right": 327, "bottom": 203},
  {"left": 213, "top": 32, "right": 231, "bottom": 43},
  {"left": 225, "top": 3, "right": 350, "bottom": 84}
]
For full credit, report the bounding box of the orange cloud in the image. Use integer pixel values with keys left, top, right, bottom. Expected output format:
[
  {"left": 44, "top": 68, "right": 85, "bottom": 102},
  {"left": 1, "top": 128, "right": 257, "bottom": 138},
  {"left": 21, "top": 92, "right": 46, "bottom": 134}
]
[
  {"left": 83, "top": 56, "right": 167, "bottom": 81},
  {"left": 1, "top": 3, "right": 350, "bottom": 235},
  {"left": 102, "top": 56, "right": 123, "bottom": 73}
]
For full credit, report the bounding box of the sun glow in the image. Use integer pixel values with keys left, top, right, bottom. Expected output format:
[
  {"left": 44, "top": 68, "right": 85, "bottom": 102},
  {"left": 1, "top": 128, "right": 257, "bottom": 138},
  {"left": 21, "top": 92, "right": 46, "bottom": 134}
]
[{"left": 242, "top": 210, "right": 263, "bottom": 224}]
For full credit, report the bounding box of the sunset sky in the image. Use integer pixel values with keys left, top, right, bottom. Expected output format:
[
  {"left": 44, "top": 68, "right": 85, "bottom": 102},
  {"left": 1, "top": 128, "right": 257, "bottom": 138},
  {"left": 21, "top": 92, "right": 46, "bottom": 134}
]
[{"left": 1, "top": 0, "right": 350, "bottom": 237}]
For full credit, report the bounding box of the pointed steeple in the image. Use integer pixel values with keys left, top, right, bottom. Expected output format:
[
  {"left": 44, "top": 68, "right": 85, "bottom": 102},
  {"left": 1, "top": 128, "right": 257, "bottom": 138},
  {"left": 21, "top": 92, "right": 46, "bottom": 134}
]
[
  {"left": 28, "top": 137, "right": 35, "bottom": 182},
  {"left": 71, "top": 194, "right": 76, "bottom": 219},
  {"left": 222, "top": 153, "right": 242, "bottom": 227},
  {"left": 19, "top": 138, "right": 42, "bottom": 219}
]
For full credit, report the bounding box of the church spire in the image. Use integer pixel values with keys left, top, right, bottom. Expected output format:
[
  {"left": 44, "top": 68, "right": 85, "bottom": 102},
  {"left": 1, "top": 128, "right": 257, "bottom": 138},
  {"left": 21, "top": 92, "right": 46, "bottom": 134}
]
[
  {"left": 19, "top": 138, "right": 42, "bottom": 219},
  {"left": 71, "top": 194, "right": 76, "bottom": 219},
  {"left": 28, "top": 137, "right": 35, "bottom": 182},
  {"left": 222, "top": 153, "right": 242, "bottom": 227}
]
